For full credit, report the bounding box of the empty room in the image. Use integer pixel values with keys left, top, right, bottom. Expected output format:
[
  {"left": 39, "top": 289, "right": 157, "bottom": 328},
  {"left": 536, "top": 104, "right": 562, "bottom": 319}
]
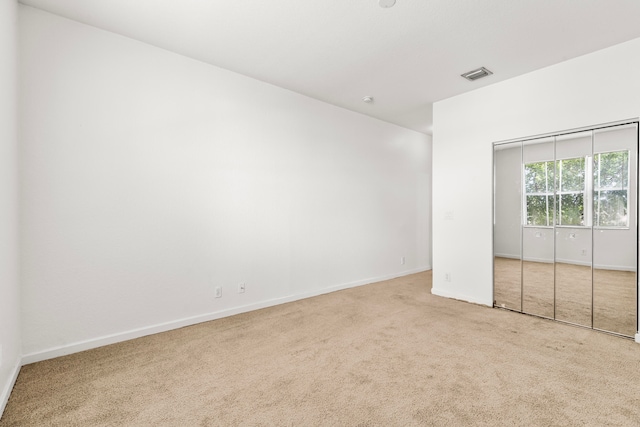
[{"left": 1, "top": 0, "right": 640, "bottom": 425}]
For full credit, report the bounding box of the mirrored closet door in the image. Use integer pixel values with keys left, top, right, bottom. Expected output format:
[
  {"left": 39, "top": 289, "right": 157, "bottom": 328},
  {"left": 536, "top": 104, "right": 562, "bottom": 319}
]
[
  {"left": 493, "top": 122, "right": 638, "bottom": 338},
  {"left": 554, "top": 131, "right": 593, "bottom": 328},
  {"left": 522, "top": 137, "right": 555, "bottom": 319},
  {"left": 494, "top": 140, "right": 522, "bottom": 312}
]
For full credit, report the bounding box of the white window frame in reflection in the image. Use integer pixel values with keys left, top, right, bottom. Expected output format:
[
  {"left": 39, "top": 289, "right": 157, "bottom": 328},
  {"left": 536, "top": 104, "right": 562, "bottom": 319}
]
[
  {"left": 593, "top": 150, "right": 630, "bottom": 228},
  {"left": 523, "top": 160, "right": 554, "bottom": 227},
  {"left": 523, "top": 150, "right": 630, "bottom": 229}
]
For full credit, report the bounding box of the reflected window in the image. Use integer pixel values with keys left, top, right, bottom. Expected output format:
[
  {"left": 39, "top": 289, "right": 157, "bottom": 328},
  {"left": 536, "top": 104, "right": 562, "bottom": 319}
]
[
  {"left": 556, "top": 157, "right": 586, "bottom": 226},
  {"left": 594, "top": 150, "right": 629, "bottom": 227},
  {"left": 524, "top": 160, "right": 554, "bottom": 226},
  {"left": 524, "top": 157, "right": 587, "bottom": 226},
  {"left": 524, "top": 150, "right": 629, "bottom": 228}
]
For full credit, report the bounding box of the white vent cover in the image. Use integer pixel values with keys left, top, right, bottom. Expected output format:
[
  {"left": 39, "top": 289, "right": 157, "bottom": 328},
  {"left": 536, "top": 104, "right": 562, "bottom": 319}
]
[{"left": 461, "top": 67, "right": 493, "bottom": 81}]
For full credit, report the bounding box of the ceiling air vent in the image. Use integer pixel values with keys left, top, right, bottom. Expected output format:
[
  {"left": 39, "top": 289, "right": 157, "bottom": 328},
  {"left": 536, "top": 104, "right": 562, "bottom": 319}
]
[{"left": 461, "top": 67, "right": 493, "bottom": 81}]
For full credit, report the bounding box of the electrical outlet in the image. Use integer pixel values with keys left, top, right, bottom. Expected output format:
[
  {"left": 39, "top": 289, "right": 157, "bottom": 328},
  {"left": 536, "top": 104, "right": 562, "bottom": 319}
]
[
  {"left": 581, "top": 249, "right": 587, "bottom": 256},
  {"left": 445, "top": 273, "right": 451, "bottom": 282},
  {"left": 215, "top": 287, "right": 222, "bottom": 298},
  {"left": 400, "top": 256, "right": 405, "bottom": 265},
  {"left": 0, "top": 344, "right": 3, "bottom": 367},
  {"left": 238, "top": 282, "right": 246, "bottom": 293}
]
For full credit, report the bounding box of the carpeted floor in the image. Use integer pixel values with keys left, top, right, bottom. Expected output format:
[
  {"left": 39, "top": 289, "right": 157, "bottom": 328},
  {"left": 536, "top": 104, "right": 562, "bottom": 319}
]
[{"left": 2, "top": 270, "right": 640, "bottom": 426}]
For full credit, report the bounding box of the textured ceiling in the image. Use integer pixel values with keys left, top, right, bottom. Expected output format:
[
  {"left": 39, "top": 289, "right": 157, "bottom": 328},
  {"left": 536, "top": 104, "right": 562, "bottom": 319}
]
[{"left": 18, "top": 0, "right": 640, "bottom": 134}]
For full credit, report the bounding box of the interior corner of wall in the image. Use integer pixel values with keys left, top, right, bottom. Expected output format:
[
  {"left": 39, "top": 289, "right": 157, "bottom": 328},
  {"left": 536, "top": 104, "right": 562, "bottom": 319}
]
[{"left": 0, "top": 357, "right": 22, "bottom": 418}]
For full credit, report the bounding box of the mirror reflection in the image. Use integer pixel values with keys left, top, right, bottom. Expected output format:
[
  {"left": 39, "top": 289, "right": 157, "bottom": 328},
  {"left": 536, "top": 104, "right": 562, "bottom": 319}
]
[
  {"left": 522, "top": 138, "right": 555, "bottom": 318},
  {"left": 554, "top": 132, "right": 593, "bottom": 327},
  {"left": 493, "top": 123, "right": 638, "bottom": 338},
  {"left": 592, "top": 125, "right": 637, "bottom": 336},
  {"left": 494, "top": 141, "right": 522, "bottom": 311}
]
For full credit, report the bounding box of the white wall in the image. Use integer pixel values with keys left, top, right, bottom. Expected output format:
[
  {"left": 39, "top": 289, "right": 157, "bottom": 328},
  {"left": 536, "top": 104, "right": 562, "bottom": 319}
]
[
  {"left": 19, "top": 6, "right": 431, "bottom": 361},
  {"left": 432, "top": 35, "right": 640, "bottom": 325},
  {"left": 0, "top": 0, "right": 21, "bottom": 416}
]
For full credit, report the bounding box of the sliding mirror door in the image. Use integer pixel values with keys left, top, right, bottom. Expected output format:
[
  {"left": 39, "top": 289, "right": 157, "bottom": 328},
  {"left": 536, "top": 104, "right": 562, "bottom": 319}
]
[
  {"left": 493, "top": 121, "right": 638, "bottom": 338},
  {"left": 522, "top": 138, "right": 555, "bottom": 318},
  {"left": 554, "top": 131, "right": 593, "bottom": 328},
  {"left": 494, "top": 141, "right": 522, "bottom": 311},
  {"left": 592, "top": 124, "right": 638, "bottom": 336}
]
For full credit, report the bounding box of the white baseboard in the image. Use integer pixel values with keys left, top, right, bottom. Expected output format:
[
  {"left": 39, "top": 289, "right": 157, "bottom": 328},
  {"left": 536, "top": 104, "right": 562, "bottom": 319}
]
[
  {"left": 22, "top": 267, "right": 430, "bottom": 365},
  {"left": 0, "top": 359, "right": 21, "bottom": 420},
  {"left": 431, "top": 286, "right": 493, "bottom": 307},
  {"left": 636, "top": 333, "right": 640, "bottom": 344}
]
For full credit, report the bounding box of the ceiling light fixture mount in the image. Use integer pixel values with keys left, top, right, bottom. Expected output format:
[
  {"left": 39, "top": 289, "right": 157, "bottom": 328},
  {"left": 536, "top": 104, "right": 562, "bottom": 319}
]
[
  {"left": 461, "top": 67, "right": 493, "bottom": 81},
  {"left": 379, "top": 0, "right": 396, "bottom": 8},
  {"left": 362, "top": 96, "right": 374, "bottom": 104}
]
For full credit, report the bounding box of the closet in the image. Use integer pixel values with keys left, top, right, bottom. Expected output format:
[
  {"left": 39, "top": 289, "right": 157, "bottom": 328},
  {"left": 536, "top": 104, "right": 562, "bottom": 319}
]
[{"left": 493, "top": 122, "right": 638, "bottom": 337}]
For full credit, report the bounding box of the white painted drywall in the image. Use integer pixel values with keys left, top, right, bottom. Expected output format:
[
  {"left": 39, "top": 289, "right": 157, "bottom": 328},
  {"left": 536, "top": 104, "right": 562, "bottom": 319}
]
[
  {"left": 432, "top": 37, "right": 640, "bottom": 311},
  {"left": 18, "top": 6, "right": 431, "bottom": 359},
  {"left": 0, "top": 0, "right": 21, "bottom": 417}
]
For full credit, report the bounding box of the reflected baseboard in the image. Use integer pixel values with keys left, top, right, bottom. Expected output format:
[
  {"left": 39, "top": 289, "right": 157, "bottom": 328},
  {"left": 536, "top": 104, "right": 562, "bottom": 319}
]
[
  {"left": 524, "top": 256, "right": 554, "bottom": 264},
  {"left": 494, "top": 254, "right": 635, "bottom": 271},
  {"left": 494, "top": 253, "right": 520, "bottom": 260},
  {"left": 590, "top": 263, "right": 636, "bottom": 272}
]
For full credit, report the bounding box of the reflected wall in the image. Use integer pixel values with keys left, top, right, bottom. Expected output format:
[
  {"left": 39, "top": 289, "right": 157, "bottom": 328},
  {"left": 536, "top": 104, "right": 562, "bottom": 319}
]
[
  {"left": 493, "top": 122, "right": 638, "bottom": 337},
  {"left": 494, "top": 142, "right": 522, "bottom": 311},
  {"left": 592, "top": 125, "right": 638, "bottom": 336},
  {"left": 554, "top": 131, "right": 593, "bottom": 327},
  {"left": 522, "top": 138, "right": 555, "bottom": 319}
]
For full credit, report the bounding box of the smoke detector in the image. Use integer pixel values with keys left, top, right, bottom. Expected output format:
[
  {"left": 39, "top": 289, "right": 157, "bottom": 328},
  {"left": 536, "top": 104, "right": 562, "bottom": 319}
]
[
  {"left": 461, "top": 67, "right": 493, "bottom": 81},
  {"left": 362, "top": 96, "right": 374, "bottom": 103},
  {"left": 379, "top": 0, "right": 396, "bottom": 8}
]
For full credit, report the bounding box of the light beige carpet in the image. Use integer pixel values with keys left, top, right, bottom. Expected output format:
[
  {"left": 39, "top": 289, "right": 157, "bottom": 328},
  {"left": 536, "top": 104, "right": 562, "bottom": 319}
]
[{"left": 2, "top": 271, "right": 640, "bottom": 426}]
